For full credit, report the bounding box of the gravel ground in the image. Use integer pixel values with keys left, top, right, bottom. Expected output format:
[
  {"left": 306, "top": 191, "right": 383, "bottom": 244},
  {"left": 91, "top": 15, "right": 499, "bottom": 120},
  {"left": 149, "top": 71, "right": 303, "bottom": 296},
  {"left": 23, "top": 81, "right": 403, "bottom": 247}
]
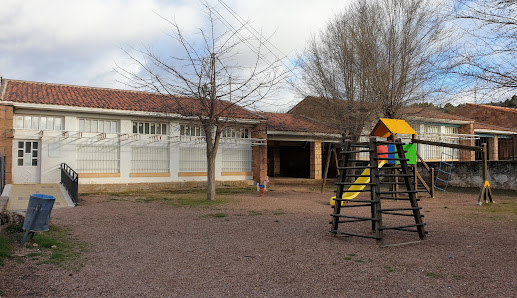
[{"left": 1, "top": 186, "right": 517, "bottom": 297}]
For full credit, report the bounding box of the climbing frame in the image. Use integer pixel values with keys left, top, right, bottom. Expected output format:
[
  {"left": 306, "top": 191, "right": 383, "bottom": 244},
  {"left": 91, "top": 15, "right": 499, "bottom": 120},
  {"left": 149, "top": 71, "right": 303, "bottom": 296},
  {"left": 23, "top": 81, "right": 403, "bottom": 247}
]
[{"left": 330, "top": 136, "right": 426, "bottom": 245}]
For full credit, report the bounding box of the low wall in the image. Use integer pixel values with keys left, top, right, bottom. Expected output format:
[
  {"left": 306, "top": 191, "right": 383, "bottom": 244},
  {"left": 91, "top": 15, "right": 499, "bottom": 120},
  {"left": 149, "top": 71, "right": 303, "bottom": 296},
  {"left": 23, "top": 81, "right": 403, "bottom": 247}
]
[
  {"left": 78, "top": 180, "right": 254, "bottom": 194},
  {"left": 417, "top": 160, "right": 517, "bottom": 190}
]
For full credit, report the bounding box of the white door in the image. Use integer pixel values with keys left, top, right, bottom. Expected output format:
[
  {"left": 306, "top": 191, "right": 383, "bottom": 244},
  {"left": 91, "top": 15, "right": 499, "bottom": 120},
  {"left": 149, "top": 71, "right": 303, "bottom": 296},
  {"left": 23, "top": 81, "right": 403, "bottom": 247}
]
[{"left": 14, "top": 140, "right": 41, "bottom": 184}]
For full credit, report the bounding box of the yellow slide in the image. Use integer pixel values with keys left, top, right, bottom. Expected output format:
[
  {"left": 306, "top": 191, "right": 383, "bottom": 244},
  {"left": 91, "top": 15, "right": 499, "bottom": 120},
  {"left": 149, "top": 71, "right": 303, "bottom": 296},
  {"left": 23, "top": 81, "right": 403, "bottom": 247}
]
[{"left": 330, "top": 160, "right": 388, "bottom": 206}]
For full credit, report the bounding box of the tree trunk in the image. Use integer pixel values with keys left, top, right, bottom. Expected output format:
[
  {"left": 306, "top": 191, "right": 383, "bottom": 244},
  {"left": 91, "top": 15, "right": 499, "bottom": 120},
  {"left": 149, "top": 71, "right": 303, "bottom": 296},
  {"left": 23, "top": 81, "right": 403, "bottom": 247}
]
[{"left": 206, "top": 148, "right": 217, "bottom": 201}]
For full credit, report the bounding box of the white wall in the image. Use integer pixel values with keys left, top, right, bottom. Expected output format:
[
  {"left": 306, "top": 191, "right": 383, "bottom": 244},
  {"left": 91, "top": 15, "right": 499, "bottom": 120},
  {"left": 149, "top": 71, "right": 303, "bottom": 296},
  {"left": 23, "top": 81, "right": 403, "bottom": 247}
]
[{"left": 11, "top": 109, "right": 254, "bottom": 184}]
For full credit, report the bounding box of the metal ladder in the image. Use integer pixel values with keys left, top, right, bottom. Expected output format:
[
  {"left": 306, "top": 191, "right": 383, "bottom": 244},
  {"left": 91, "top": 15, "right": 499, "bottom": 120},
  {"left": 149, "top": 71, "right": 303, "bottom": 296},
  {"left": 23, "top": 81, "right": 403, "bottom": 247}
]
[
  {"left": 330, "top": 137, "right": 426, "bottom": 245},
  {"left": 434, "top": 149, "right": 456, "bottom": 192}
]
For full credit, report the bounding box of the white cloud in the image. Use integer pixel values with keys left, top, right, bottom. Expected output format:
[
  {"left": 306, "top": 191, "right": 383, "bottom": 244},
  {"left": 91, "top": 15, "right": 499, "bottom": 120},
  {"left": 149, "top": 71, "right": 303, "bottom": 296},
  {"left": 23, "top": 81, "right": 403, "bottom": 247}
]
[
  {"left": 0, "top": 0, "right": 200, "bottom": 52},
  {"left": 0, "top": 0, "right": 352, "bottom": 110}
]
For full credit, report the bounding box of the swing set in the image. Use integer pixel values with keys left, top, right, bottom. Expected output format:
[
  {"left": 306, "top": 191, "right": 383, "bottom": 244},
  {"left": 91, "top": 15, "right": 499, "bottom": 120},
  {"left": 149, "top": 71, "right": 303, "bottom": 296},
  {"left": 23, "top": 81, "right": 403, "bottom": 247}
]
[
  {"left": 323, "top": 118, "right": 494, "bottom": 206},
  {"left": 328, "top": 118, "right": 494, "bottom": 245}
]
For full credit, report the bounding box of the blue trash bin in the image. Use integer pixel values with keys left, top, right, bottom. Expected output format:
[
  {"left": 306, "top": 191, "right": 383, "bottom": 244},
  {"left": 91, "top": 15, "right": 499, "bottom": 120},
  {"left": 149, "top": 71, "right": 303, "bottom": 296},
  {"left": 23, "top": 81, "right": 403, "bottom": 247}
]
[{"left": 23, "top": 194, "right": 56, "bottom": 232}]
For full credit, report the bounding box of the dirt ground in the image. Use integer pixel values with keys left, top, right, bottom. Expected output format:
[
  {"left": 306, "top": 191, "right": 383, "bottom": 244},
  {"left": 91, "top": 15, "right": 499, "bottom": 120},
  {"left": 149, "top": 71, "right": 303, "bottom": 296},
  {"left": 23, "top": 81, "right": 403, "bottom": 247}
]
[{"left": 1, "top": 185, "right": 517, "bottom": 297}]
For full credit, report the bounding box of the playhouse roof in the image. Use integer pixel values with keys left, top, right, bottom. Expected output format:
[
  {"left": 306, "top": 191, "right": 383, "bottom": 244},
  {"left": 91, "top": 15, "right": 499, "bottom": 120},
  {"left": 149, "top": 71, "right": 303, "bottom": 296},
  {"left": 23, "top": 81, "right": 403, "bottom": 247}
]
[{"left": 370, "top": 118, "right": 417, "bottom": 137}]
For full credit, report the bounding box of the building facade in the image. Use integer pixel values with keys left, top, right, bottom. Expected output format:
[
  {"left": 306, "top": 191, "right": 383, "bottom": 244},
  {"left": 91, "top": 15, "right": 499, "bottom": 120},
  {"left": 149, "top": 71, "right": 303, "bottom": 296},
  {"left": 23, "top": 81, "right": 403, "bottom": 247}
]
[{"left": 0, "top": 79, "right": 266, "bottom": 185}]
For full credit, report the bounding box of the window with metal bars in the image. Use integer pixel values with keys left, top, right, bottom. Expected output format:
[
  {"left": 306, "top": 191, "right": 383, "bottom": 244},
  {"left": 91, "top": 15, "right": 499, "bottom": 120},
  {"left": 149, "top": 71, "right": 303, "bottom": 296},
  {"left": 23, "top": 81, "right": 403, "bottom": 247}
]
[
  {"left": 221, "top": 148, "right": 252, "bottom": 172},
  {"left": 131, "top": 145, "right": 170, "bottom": 173},
  {"left": 179, "top": 147, "right": 207, "bottom": 172},
  {"left": 77, "top": 143, "right": 120, "bottom": 173}
]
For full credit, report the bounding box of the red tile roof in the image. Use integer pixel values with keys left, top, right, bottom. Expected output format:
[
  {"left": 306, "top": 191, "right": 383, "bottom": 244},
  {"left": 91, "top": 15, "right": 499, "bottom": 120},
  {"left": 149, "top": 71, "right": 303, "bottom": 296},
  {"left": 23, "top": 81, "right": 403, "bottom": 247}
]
[
  {"left": 469, "top": 103, "right": 517, "bottom": 114},
  {"left": 401, "top": 107, "right": 473, "bottom": 122},
  {"left": 473, "top": 122, "right": 517, "bottom": 133},
  {"left": 453, "top": 103, "right": 517, "bottom": 130},
  {"left": 261, "top": 112, "right": 340, "bottom": 134},
  {"left": 0, "top": 79, "right": 261, "bottom": 120}
]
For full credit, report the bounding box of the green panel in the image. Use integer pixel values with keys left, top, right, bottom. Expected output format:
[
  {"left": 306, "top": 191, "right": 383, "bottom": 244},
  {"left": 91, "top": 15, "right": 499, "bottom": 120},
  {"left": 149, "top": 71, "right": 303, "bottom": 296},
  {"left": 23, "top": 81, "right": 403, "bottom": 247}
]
[{"left": 395, "top": 143, "right": 417, "bottom": 165}]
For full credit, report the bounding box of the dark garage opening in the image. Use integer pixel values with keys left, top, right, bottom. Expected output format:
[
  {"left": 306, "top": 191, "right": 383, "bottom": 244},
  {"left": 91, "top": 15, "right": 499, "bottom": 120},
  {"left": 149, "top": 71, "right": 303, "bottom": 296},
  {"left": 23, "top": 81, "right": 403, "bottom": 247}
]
[
  {"left": 280, "top": 144, "right": 310, "bottom": 178},
  {"left": 267, "top": 141, "right": 310, "bottom": 178}
]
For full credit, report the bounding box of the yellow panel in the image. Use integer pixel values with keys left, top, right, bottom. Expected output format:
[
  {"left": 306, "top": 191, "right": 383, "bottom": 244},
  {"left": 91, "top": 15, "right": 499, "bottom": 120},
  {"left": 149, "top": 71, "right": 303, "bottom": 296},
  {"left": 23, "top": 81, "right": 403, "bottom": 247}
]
[
  {"left": 178, "top": 172, "right": 207, "bottom": 177},
  {"left": 130, "top": 172, "right": 171, "bottom": 177},
  {"left": 79, "top": 173, "right": 121, "bottom": 178},
  {"left": 330, "top": 160, "right": 388, "bottom": 206},
  {"left": 370, "top": 118, "right": 417, "bottom": 137}
]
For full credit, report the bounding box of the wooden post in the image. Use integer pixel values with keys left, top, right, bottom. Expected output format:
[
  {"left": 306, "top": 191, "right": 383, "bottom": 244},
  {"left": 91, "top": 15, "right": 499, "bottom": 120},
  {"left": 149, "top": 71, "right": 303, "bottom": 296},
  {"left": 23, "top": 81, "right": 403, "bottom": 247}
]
[
  {"left": 321, "top": 144, "right": 332, "bottom": 192},
  {"left": 482, "top": 143, "right": 488, "bottom": 182},
  {"left": 369, "top": 137, "right": 383, "bottom": 244},
  {"left": 331, "top": 138, "right": 351, "bottom": 233},
  {"left": 478, "top": 143, "right": 494, "bottom": 205},
  {"left": 413, "top": 164, "right": 418, "bottom": 199},
  {"left": 390, "top": 134, "right": 398, "bottom": 198},
  {"left": 430, "top": 168, "right": 435, "bottom": 199},
  {"left": 395, "top": 139, "right": 426, "bottom": 241}
]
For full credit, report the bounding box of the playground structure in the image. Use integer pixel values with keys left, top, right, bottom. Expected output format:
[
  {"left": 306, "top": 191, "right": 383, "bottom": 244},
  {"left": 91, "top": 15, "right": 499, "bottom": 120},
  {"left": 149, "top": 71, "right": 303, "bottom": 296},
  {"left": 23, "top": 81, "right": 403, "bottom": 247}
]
[
  {"left": 329, "top": 118, "right": 494, "bottom": 245},
  {"left": 410, "top": 138, "right": 493, "bottom": 205}
]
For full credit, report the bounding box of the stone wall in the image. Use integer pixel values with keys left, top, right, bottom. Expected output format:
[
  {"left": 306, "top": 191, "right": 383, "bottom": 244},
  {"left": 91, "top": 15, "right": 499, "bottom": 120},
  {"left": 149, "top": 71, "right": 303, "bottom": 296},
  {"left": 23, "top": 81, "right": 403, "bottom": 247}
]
[{"left": 417, "top": 160, "right": 517, "bottom": 190}]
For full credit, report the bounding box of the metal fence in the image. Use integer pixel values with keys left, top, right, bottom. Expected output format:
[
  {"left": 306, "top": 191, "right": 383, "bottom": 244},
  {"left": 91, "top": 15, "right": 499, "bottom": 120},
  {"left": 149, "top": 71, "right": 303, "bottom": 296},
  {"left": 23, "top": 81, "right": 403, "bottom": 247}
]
[
  {"left": 60, "top": 163, "right": 79, "bottom": 206},
  {"left": 77, "top": 143, "right": 120, "bottom": 173},
  {"left": 179, "top": 146, "right": 207, "bottom": 172},
  {"left": 222, "top": 147, "right": 252, "bottom": 172},
  {"left": 131, "top": 145, "right": 170, "bottom": 173}
]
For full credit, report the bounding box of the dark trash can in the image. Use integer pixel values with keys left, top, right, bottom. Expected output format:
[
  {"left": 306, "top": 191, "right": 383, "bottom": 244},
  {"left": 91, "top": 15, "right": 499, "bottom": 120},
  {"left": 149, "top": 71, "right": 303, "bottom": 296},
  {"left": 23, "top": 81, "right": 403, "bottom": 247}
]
[{"left": 23, "top": 194, "right": 56, "bottom": 232}]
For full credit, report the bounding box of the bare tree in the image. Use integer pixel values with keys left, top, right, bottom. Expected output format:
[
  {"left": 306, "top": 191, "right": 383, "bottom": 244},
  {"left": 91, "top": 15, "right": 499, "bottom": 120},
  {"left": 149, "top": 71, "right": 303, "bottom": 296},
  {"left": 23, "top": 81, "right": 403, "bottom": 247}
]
[
  {"left": 452, "top": 0, "right": 517, "bottom": 90},
  {"left": 297, "top": 0, "right": 447, "bottom": 137},
  {"left": 116, "top": 3, "right": 286, "bottom": 200}
]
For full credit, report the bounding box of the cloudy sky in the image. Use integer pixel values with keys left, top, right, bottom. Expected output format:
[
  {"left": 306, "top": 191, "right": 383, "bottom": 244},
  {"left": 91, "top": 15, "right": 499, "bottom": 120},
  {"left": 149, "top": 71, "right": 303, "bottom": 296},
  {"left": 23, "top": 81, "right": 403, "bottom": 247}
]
[{"left": 0, "top": 0, "right": 353, "bottom": 111}]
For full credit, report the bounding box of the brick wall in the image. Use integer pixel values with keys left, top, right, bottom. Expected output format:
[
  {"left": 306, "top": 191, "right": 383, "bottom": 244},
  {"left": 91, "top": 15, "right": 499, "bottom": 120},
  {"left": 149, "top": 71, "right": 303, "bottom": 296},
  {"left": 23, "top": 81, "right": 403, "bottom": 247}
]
[
  {"left": 0, "top": 105, "right": 13, "bottom": 184},
  {"left": 310, "top": 140, "right": 322, "bottom": 180},
  {"left": 252, "top": 121, "right": 267, "bottom": 183},
  {"left": 489, "top": 136, "right": 499, "bottom": 160},
  {"left": 273, "top": 146, "right": 280, "bottom": 176}
]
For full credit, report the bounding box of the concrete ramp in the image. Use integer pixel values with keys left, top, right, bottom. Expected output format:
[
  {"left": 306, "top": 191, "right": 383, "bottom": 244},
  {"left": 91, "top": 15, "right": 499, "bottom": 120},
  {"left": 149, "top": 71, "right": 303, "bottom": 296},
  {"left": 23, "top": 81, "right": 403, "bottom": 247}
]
[{"left": 1, "top": 184, "right": 74, "bottom": 212}]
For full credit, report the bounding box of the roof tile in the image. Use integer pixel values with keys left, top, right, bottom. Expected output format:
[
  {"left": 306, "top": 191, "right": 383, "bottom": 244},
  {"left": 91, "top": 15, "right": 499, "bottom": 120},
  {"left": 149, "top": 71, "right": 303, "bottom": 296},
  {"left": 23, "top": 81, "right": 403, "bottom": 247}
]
[
  {"left": 261, "top": 112, "right": 340, "bottom": 134},
  {"left": 1, "top": 79, "right": 260, "bottom": 120}
]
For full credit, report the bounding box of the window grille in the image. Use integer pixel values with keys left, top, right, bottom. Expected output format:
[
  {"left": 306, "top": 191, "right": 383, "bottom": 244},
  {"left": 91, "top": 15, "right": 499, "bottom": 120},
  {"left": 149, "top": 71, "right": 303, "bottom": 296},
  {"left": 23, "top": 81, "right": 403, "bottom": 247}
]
[
  {"left": 77, "top": 143, "right": 120, "bottom": 173},
  {"left": 222, "top": 147, "right": 252, "bottom": 172},
  {"left": 179, "top": 147, "right": 207, "bottom": 172},
  {"left": 420, "top": 125, "right": 441, "bottom": 160},
  {"left": 442, "top": 127, "right": 459, "bottom": 157},
  {"left": 418, "top": 125, "right": 460, "bottom": 160},
  {"left": 15, "top": 115, "right": 63, "bottom": 130},
  {"left": 131, "top": 145, "right": 170, "bottom": 173}
]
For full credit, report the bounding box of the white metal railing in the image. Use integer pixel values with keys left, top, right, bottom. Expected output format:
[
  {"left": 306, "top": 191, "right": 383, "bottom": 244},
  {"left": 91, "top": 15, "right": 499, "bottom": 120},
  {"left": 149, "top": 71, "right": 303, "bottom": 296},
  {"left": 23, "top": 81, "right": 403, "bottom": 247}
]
[
  {"left": 179, "top": 146, "right": 207, "bottom": 172},
  {"left": 222, "top": 147, "right": 252, "bottom": 172},
  {"left": 131, "top": 144, "right": 170, "bottom": 173},
  {"left": 77, "top": 143, "right": 120, "bottom": 173},
  {"left": 413, "top": 133, "right": 479, "bottom": 161}
]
